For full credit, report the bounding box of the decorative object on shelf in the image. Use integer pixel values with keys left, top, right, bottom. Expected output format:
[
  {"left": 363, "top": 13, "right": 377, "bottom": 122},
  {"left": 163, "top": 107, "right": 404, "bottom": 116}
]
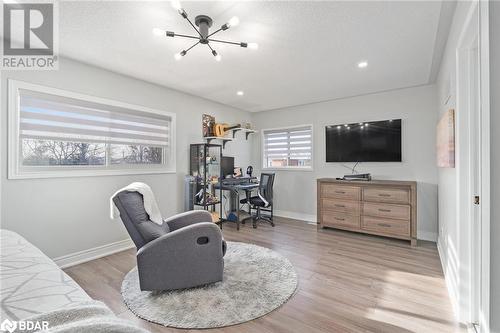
[
  {"left": 437, "top": 109, "right": 455, "bottom": 168},
  {"left": 214, "top": 123, "right": 241, "bottom": 137},
  {"left": 242, "top": 122, "right": 253, "bottom": 130},
  {"left": 202, "top": 114, "right": 215, "bottom": 137},
  {"left": 153, "top": 1, "right": 258, "bottom": 61}
]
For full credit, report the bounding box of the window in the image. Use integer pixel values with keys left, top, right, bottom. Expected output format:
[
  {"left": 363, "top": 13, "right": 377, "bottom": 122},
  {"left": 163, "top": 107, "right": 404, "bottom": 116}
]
[
  {"left": 262, "top": 125, "right": 313, "bottom": 169},
  {"left": 8, "top": 80, "right": 176, "bottom": 179}
]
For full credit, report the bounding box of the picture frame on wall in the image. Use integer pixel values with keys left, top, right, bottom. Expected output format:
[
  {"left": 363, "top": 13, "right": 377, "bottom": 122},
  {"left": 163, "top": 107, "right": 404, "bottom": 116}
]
[
  {"left": 202, "top": 114, "right": 215, "bottom": 137},
  {"left": 436, "top": 109, "right": 455, "bottom": 168}
]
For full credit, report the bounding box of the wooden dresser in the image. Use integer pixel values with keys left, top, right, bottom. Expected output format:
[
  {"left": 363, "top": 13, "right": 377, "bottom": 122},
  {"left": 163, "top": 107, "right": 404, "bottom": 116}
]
[{"left": 317, "top": 179, "right": 417, "bottom": 246}]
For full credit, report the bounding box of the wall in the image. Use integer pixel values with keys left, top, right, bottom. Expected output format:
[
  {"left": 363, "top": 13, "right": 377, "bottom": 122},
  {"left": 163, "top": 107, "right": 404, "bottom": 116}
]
[
  {"left": 489, "top": 1, "right": 499, "bottom": 332},
  {"left": 250, "top": 85, "right": 439, "bottom": 241},
  {"left": 0, "top": 57, "right": 252, "bottom": 259}
]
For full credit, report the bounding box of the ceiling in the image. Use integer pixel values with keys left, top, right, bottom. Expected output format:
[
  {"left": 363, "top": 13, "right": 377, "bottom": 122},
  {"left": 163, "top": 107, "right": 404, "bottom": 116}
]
[{"left": 58, "top": 1, "right": 452, "bottom": 112}]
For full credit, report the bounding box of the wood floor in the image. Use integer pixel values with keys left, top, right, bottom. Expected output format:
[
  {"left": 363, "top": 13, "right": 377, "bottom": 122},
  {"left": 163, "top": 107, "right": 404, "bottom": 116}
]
[{"left": 64, "top": 217, "right": 465, "bottom": 333}]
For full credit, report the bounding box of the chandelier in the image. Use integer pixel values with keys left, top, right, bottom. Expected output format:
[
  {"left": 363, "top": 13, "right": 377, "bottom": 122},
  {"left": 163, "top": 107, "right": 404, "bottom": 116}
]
[{"left": 153, "top": 1, "right": 258, "bottom": 61}]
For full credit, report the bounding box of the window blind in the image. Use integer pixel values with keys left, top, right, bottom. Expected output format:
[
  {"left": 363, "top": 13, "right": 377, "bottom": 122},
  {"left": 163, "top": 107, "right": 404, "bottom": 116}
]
[
  {"left": 19, "top": 89, "right": 171, "bottom": 147},
  {"left": 263, "top": 126, "right": 312, "bottom": 166}
]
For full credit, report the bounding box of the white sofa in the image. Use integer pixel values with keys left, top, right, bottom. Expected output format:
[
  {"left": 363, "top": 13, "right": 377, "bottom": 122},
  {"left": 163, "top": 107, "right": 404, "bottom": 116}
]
[{"left": 0, "top": 230, "right": 148, "bottom": 332}]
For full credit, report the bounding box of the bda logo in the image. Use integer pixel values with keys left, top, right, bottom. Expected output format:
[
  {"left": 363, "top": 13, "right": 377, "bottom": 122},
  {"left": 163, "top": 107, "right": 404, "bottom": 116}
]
[{"left": 0, "top": 319, "right": 17, "bottom": 333}]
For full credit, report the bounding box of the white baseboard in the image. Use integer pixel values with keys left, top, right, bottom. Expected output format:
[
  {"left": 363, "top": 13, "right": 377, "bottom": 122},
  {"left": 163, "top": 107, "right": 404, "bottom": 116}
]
[
  {"left": 418, "top": 231, "right": 438, "bottom": 242},
  {"left": 53, "top": 238, "right": 135, "bottom": 269},
  {"left": 274, "top": 210, "right": 317, "bottom": 224},
  {"left": 437, "top": 237, "right": 460, "bottom": 322}
]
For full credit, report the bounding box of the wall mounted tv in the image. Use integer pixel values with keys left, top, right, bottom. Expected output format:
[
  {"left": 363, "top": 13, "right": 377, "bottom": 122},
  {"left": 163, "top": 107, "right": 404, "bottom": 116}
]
[{"left": 325, "top": 119, "right": 402, "bottom": 162}]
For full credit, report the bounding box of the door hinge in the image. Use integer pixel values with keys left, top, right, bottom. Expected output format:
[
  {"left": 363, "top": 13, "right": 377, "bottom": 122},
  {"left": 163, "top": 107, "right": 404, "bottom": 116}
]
[{"left": 474, "top": 196, "right": 480, "bottom": 205}]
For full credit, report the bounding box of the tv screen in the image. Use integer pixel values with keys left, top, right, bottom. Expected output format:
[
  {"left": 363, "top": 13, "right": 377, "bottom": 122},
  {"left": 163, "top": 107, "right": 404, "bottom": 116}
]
[{"left": 325, "top": 119, "right": 402, "bottom": 162}]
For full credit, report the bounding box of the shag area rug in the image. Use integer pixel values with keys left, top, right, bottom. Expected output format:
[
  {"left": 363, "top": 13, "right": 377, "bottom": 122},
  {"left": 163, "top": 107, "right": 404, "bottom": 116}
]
[{"left": 121, "top": 241, "right": 298, "bottom": 329}]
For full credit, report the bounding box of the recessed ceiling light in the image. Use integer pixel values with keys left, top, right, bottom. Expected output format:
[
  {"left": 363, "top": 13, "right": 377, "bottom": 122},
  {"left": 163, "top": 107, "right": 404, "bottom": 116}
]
[
  {"left": 357, "top": 61, "right": 368, "bottom": 69},
  {"left": 237, "top": 91, "right": 244, "bottom": 96}
]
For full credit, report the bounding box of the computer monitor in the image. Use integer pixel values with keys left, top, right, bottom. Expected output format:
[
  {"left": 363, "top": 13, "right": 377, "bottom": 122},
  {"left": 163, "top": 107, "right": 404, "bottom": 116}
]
[{"left": 221, "top": 156, "right": 234, "bottom": 178}]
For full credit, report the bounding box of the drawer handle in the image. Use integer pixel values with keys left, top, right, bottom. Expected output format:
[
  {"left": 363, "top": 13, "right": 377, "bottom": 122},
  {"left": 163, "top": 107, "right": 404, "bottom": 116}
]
[
  {"left": 334, "top": 204, "right": 346, "bottom": 208},
  {"left": 335, "top": 190, "right": 346, "bottom": 194},
  {"left": 379, "top": 209, "right": 392, "bottom": 212},
  {"left": 378, "top": 194, "right": 391, "bottom": 197},
  {"left": 335, "top": 217, "right": 345, "bottom": 221},
  {"left": 377, "top": 223, "right": 391, "bottom": 228}
]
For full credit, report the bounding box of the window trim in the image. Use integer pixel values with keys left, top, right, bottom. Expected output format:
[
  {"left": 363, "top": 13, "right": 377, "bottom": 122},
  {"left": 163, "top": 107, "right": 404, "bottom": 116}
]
[
  {"left": 261, "top": 124, "right": 314, "bottom": 171},
  {"left": 8, "top": 79, "right": 176, "bottom": 179}
]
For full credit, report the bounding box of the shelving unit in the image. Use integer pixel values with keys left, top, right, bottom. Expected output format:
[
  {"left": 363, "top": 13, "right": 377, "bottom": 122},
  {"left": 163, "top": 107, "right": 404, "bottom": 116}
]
[
  {"left": 189, "top": 143, "right": 223, "bottom": 227},
  {"left": 204, "top": 136, "right": 233, "bottom": 149},
  {"left": 231, "top": 127, "right": 257, "bottom": 140}
]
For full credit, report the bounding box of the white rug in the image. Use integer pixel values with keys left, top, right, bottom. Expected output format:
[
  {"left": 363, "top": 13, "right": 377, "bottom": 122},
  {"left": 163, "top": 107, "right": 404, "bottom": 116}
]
[{"left": 121, "top": 241, "right": 298, "bottom": 328}]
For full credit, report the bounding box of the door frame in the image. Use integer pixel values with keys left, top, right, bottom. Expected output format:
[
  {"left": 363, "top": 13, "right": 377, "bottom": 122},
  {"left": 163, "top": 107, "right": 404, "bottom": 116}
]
[{"left": 455, "top": 1, "right": 490, "bottom": 331}]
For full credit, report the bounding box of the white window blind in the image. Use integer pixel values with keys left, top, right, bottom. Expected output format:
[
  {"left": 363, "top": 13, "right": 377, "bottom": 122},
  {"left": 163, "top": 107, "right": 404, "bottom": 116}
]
[
  {"left": 19, "top": 89, "right": 171, "bottom": 148},
  {"left": 263, "top": 125, "right": 313, "bottom": 168},
  {"left": 8, "top": 80, "right": 176, "bottom": 179}
]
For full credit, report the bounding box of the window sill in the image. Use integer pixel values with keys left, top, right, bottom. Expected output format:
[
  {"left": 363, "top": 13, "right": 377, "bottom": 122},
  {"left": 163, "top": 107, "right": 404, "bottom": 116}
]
[
  {"left": 262, "top": 167, "right": 314, "bottom": 172},
  {"left": 8, "top": 167, "right": 176, "bottom": 180}
]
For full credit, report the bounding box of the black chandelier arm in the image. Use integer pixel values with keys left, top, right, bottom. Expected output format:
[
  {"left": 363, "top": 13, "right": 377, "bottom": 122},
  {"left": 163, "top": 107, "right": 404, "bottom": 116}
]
[
  {"left": 169, "top": 32, "right": 200, "bottom": 41},
  {"left": 206, "top": 27, "right": 223, "bottom": 39},
  {"left": 184, "top": 16, "right": 204, "bottom": 39},
  {"left": 185, "top": 41, "right": 200, "bottom": 53},
  {"left": 208, "top": 38, "right": 247, "bottom": 47}
]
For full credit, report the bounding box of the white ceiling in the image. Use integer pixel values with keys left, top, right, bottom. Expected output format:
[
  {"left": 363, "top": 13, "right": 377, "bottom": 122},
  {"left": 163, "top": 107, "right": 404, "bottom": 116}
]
[{"left": 59, "top": 1, "right": 451, "bottom": 112}]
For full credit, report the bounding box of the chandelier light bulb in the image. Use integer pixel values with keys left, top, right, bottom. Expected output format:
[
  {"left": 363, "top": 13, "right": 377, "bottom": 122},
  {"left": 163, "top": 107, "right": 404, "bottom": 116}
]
[
  {"left": 152, "top": 28, "right": 164, "bottom": 36},
  {"left": 174, "top": 52, "right": 184, "bottom": 60},
  {"left": 171, "top": 0, "right": 182, "bottom": 10},
  {"left": 247, "top": 42, "right": 259, "bottom": 50},
  {"left": 215, "top": 54, "right": 222, "bottom": 62},
  {"left": 228, "top": 16, "right": 240, "bottom": 27}
]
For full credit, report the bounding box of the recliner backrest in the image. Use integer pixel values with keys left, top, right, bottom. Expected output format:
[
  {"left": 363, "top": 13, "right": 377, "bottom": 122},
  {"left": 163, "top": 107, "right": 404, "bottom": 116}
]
[{"left": 113, "top": 191, "right": 168, "bottom": 250}]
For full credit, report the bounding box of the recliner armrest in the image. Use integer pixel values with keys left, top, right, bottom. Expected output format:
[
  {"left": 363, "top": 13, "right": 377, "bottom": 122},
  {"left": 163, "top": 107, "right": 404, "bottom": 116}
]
[
  {"left": 137, "top": 222, "right": 223, "bottom": 260},
  {"left": 164, "top": 210, "right": 213, "bottom": 231}
]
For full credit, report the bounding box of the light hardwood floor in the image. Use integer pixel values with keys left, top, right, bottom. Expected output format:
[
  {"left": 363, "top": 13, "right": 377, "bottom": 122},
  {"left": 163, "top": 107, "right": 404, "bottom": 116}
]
[{"left": 64, "top": 217, "right": 465, "bottom": 333}]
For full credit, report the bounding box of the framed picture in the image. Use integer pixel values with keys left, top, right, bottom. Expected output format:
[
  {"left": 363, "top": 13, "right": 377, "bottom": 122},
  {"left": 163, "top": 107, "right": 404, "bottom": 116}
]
[
  {"left": 202, "top": 114, "right": 215, "bottom": 137},
  {"left": 436, "top": 109, "right": 455, "bottom": 168}
]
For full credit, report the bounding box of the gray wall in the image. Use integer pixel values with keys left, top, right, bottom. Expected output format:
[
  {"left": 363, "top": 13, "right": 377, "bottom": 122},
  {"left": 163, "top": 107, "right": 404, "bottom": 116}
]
[
  {"left": 250, "top": 84, "right": 439, "bottom": 240},
  {"left": 0, "top": 57, "right": 252, "bottom": 259},
  {"left": 489, "top": 2, "right": 499, "bottom": 332}
]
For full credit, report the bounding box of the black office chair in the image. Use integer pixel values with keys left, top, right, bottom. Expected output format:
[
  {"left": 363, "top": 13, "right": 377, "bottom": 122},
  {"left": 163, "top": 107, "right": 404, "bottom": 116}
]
[{"left": 240, "top": 173, "right": 275, "bottom": 228}]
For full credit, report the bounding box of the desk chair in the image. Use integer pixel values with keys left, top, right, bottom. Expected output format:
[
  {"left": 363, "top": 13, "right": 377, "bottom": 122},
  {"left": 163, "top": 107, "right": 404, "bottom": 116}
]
[{"left": 240, "top": 173, "right": 275, "bottom": 228}]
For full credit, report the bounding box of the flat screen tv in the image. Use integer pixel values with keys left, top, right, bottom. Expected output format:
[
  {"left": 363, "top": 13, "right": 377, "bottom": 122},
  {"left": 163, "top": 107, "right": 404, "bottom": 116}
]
[{"left": 325, "top": 119, "right": 402, "bottom": 162}]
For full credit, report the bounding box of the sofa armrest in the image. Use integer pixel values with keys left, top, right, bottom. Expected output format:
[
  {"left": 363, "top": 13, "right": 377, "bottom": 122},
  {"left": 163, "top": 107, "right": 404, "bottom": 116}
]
[{"left": 164, "top": 210, "right": 213, "bottom": 231}]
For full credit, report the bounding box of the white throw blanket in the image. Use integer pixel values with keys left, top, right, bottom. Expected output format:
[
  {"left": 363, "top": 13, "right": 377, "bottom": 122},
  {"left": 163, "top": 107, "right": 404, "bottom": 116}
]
[
  {"left": 13, "top": 301, "right": 150, "bottom": 333},
  {"left": 110, "top": 182, "right": 163, "bottom": 225}
]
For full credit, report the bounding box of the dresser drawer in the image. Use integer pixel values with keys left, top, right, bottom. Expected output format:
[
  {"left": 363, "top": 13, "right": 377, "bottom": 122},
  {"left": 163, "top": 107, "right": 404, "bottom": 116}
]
[
  {"left": 361, "top": 216, "right": 410, "bottom": 237},
  {"left": 363, "top": 202, "right": 410, "bottom": 220},
  {"left": 321, "top": 184, "right": 360, "bottom": 201},
  {"left": 363, "top": 187, "right": 410, "bottom": 204},
  {"left": 322, "top": 199, "right": 360, "bottom": 215},
  {"left": 322, "top": 212, "right": 360, "bottom": 229}
]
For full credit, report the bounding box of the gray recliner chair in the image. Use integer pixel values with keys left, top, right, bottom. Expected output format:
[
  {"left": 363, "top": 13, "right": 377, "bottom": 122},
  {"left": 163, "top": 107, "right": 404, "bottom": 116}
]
[{"left": 113, "top": 190, "right": 226, "bottom": 291}]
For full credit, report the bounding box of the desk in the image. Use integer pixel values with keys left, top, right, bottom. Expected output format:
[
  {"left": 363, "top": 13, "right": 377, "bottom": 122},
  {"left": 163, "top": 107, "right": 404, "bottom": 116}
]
[{"left": 216, "top": 177, "right": 259, "bottom": 230}]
